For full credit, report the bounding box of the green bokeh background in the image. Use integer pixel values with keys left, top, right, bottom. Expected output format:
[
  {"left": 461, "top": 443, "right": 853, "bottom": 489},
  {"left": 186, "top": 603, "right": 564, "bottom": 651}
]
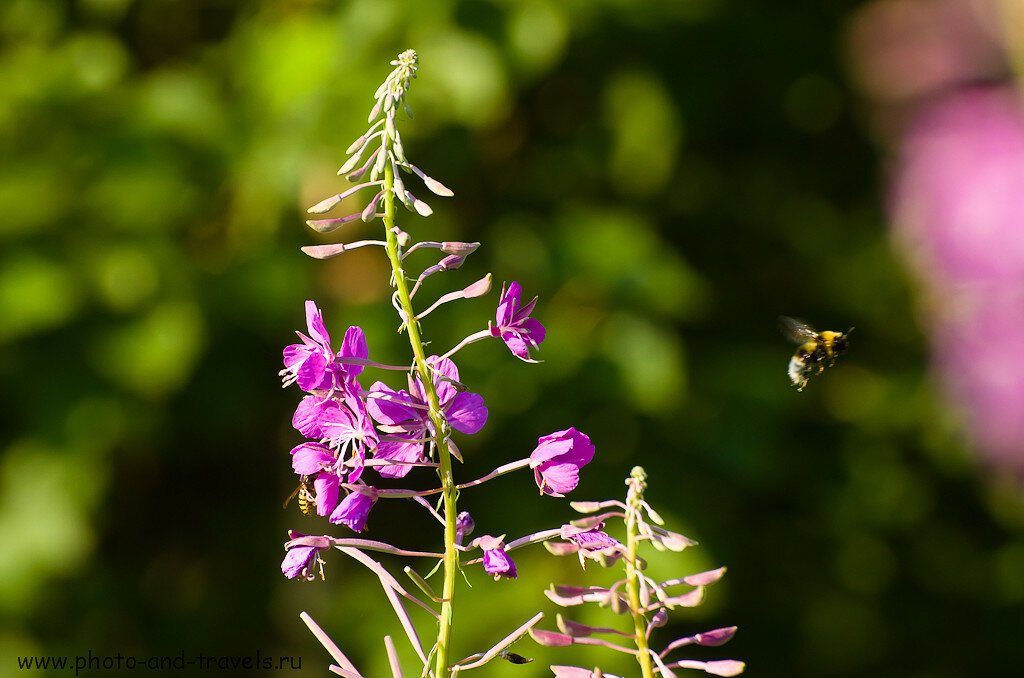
[{"left": 3, "top": 1, "right": 1023, "bottom": 676}]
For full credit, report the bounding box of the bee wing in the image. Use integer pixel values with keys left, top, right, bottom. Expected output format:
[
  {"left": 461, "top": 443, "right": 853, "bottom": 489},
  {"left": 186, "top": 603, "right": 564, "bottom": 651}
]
[
  {"left": 283, "top": 475, "right": 309, "bottom": 509},
  {"left": 283, "top": 484, "right": 301, "bottom": 509},
  {"left": 779, "top": 316, "right": 818, "bottom": 344}
]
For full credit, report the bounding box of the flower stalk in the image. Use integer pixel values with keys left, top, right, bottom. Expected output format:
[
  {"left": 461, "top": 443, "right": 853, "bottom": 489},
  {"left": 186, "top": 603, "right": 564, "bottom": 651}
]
[
  {"left": 625, "top": 466, "right": 654, "bottom": 678},
  {"left": 381, "top": 129, "right": 460, "bottom": 677}
]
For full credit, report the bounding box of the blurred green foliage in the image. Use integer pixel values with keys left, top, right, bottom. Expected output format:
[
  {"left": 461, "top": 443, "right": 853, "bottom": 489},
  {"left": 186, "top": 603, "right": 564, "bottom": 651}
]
[{"left": 2, "top": 0, "right": 1023, "bottom": 676}]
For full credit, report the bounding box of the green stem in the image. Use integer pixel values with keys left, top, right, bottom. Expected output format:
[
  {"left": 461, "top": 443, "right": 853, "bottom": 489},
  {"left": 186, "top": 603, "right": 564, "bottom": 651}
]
[
  {"left": 381, "top": 159, "right": 459, "bottom": 676},
  {"left": 625, "top": 473, "right": 655, "bottom": 678}
]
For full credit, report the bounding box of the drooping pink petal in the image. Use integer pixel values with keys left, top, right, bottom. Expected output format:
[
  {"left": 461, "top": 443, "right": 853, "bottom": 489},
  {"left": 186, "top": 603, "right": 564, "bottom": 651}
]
[
  {"left": 339, "top": 325, "right": 369, "bottom": 377},
  {"left": 535, "top": 461, "right": 581, "bottom": 496},
  {"left": 530, "top": 428, "right": 595, "bottom": 496},
  {"left": 304, "top": 300, "right": 332, "bottom": 346},
  {"left": 292, "top": 396, "right": 336, "bottom": 438},
  {"left": 428, "top": 356, "right": 460, "bottom": 404},
  {"left": 282, "top": 545, "right": 318, "bottom": 579},
  {"left": 290, "top": 442, "right": 335, "bottom": 475},
  {"left": 312, "top": 473, "right": 340, "bottom": 516},
  {"left": 373, "top": 436, "right": 425, "bottom": 478},
  {"left": 482, "top": 546, "right": 517, "bottom": 579},
  {"left": 446, "top": 392, "right": 488, "bottom": 434},
  {"left": 330, "top": 488, "right": 378, "bottom": 532},
  {"left": 367, "top": 382, "right": 421, "bottom": 426}
]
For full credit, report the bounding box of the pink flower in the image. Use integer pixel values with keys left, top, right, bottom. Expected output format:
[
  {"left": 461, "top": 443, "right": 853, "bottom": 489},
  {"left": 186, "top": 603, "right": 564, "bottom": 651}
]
[
  {"left": 892, "top": 86, "right": 1024, "bottom": 474},
  {"left": 329, "top": 486, "right": 379, "bottom": 532},
  {"left": 282, "top": 302, "right": 369, "bottom": 393},
  {"left": 281, "top": 533, "right": 332, "bottom": 580},
  {"left": 366, "top": 357, "right": 487, "bottom": 478},
  {"left": 560, "top": 523, "right": 620, "bottom": 553},
  {"left": 477, "top": 535, "right": 516, "bottom": 580},
  {"left": 530, "top": 428, "right": 595, "bottom": 496},
  {"left": 490, "top": 281, "right": 545, "bottom": 362},
  {"left": 282, "top": 301, "right": 336, "bottom": 392}
]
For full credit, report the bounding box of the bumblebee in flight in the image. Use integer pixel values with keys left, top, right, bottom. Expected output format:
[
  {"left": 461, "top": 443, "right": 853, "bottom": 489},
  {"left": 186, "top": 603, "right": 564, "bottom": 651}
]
[
  {"left": 779, "top": 316, "right": 853, "bottom": 391},
  {"left": 283, "top": 475, "right": 317, "bottom": 516}
]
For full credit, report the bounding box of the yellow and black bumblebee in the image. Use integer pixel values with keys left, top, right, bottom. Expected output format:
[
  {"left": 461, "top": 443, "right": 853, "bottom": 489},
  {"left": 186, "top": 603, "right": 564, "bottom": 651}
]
[
  {"left": 779, "top": 316, "right": 853, "bottom": 391},
  {"left": 283, "top": 475, "right": 317, "bottom": 516}
]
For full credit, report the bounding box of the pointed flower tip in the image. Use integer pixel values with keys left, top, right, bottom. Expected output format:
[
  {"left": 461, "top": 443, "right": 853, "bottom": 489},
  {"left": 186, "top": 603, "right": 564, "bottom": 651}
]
[
  {"left": 436, "top": 254, "right": 466, "bottom": 273},
  {"left": 463, "top": 273, "right": 492, "bottom": 298},
  {"left": 528, "top": 628, "right": 573, "bottom": 648},
  {"left": 685, "top": 566, "right": 726, "bottom": 586},
  {"left": 569, "top": 501, "right": 603, "bottom": 513},
  {"left": 413, "top": 198, "right": 433, "bottom": 217},
  {"left": 704, "top": 659, "right": 746, "bottom": 676},
  {"left": 344, "top": 135, "right": 365, "bottom": 155},
  {"left": 306, "top": 215, "right": 359, "bottom": 233},
  {"left": 308, "top": 195, "right": 343, "bottom": 214},
  {"left": 367, "top": 100, "right": 382, "bottom": 125},
  {"left": 695, "top": 626, "right": 738, "bottom": 647},
  {"left": 361, "top": 199, "right": 378, "bottom": 223},
  {"left": 424, "top": 177, "right": 454, "bottom": 197},
  {"left": 301, "top": 244, "right": 347, "bottom": 260},
  {"left": 442, "top": 241, "right": 480, "bottom": 256},
  {"left": 338, "top": 154, "right": 361, "bottom": 175}
]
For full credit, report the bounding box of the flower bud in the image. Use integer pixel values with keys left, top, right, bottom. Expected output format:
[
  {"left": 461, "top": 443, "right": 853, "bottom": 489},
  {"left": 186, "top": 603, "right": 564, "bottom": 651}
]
[
  {"left": 403, "top": 190, "right": 432, "bottom": 216},
  {"left": 305, "top": 213, "right": 362, "bottom": 233},
  {"left": 438, "top": 255, "right": 465, "bottom": 271},
  {"left": 455, "top": 511, "right": 475, "bottom": 545},
  {"left": 308, "top": 193, "right": 344, "bottom": 214},
  {"left": 361, "top": 192, "right": 382, "bottom": 222},
  {"left": 441, "top": 241, "right": 480, "bottom": 256},
  {"left": 301, "top": 244, "right": 347, "bottom": 259},
  {"left": 367, "top": 98, "right": 382, "bottom": 124},
  {"left": 463, "top": 273, "right": 492, "bottom": 298}
]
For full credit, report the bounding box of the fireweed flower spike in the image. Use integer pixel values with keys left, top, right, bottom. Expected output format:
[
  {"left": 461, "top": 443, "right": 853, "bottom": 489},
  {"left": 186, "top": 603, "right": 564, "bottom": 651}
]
[
  {"left": 532, "top": 468, "right": 744, "bottom": 677},
  {"left": 301, "top": 49, "right": 450, "bottom": 241},
  {"left": 278, "top": 51, "right": 741, "bottom": 678}
]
